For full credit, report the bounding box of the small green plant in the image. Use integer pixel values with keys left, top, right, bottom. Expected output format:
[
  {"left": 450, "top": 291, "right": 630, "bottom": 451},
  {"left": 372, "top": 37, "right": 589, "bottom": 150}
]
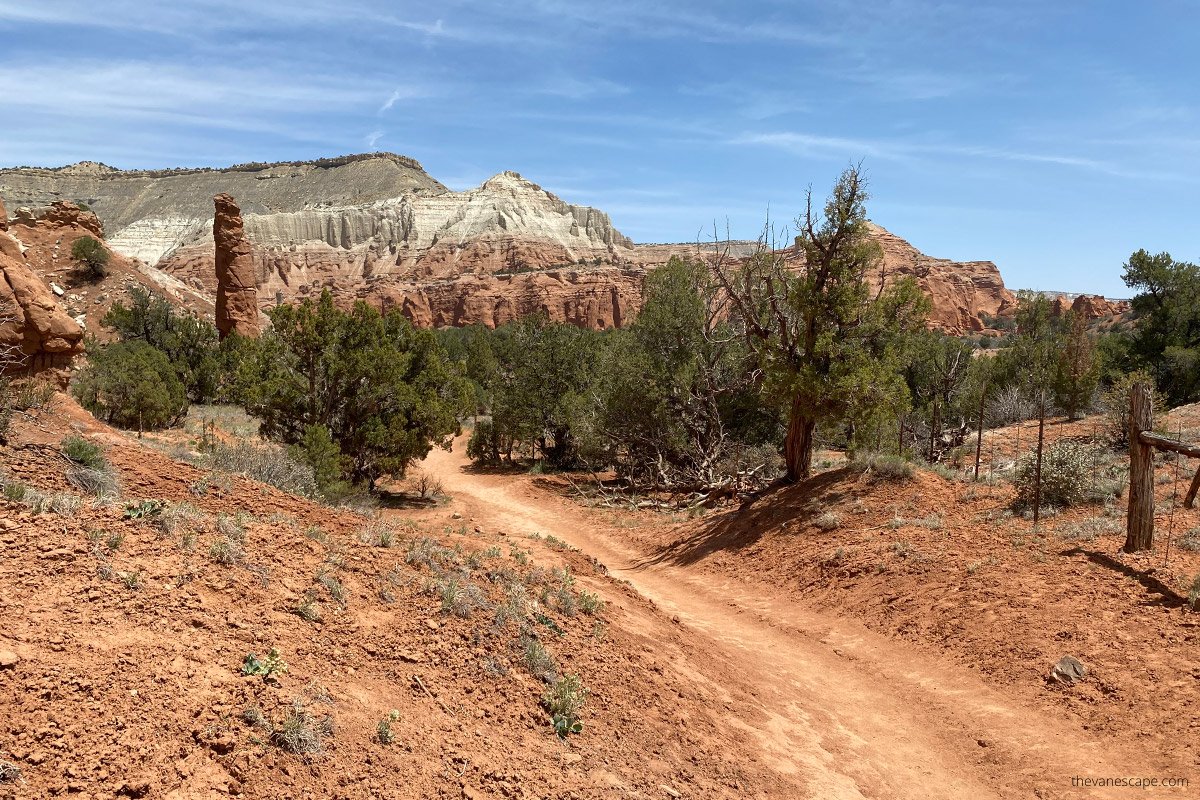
[
  {"left": 272, "top": 700, "right": 333, "bottom": 756},
  {"left": 520, "top": 634, "right": 558, "bottom": 682},
  {"left": 304, "top": 525, "right": 327, "bottom": 543},
  {"left": 71, "top": 234, "right": 110, "bottom": 279},
  {"left": 376, "top": 709, "right": 399, "bottom": 744},
  {"left": 105, "top": 530, "right": 124, "bottom": 551},
  {"left": 2, "top": 482, "right": 26, "bottom": 502},
  {"left": 317, "top": 569, "right": 347, "bottom": 605},
  {"left": 1188, "top": 574, "right": 1200, "bottom": 611},
  {"left": 242, "top": 647, "right": 288, "bottom": 681},
  {"left": 543, "top": 674, "right": 588, "bottom": 737},
  {"left": 577, "top": 590, "right": 605, "bottom": 616},
  {"left": 118, "top": 570, "right": 143, "bottom": 591},
  {"left": 1177, "top": 528, "right": 1200, "bottom": 552},
  {"left": 124, "top": 499, "right": 165, "bottom": 520},
  {"left": 849, "top": 453, "right": 914, "bottom": 483}
]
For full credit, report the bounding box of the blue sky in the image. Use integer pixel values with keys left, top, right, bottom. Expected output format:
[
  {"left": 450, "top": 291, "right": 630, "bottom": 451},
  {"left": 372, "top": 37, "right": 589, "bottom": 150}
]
[{"left": 1, "top": 0, "right": 1197, "bottom": 296}]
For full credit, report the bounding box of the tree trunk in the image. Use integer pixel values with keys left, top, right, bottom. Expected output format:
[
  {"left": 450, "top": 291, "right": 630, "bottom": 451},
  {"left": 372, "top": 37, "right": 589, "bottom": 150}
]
[
  {"left": 784, "top": 397, "right": 815, "bottom": 482},
  {"left": 929, "top": 396, "right": 939, "bottom": 463},
  {"left": 1125, "top": 382, "right": 1155, "bottom": 553},
  {"left": 974, "top": 384, "right": 987, "bottom": 480},
  {"left": 1032, "top": 389, "right": 1046, "bottom": 528}
]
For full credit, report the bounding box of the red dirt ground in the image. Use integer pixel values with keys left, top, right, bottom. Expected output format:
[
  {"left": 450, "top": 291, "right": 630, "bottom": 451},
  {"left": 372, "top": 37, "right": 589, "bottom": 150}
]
[
  {"left": 0, "top": 399, "right": 805, "bottom": 799},
  {"left": 4, "top": 397, "right": 1198, "bottom": 799}
]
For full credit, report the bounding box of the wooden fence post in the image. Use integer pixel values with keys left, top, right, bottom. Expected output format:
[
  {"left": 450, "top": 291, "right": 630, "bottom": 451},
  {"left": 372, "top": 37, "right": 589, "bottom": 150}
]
[
  {"left": 1124, "top": 382, "right": 1155, "bottom": 553},
  {"left": 1185, "top": 465, "right": 1200, "bottom": 510}
]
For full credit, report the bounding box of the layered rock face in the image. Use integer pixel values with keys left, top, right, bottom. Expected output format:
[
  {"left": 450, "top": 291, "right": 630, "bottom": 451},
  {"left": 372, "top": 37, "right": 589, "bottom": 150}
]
[
  {"left": 355, "top": 267, "right": 643, "bottom": 330},
  {"left": 0, "top": 200, "right": 86, "bottom": 379},
  {"left": 213, "top": 195, "right": 260, "bottom": 339},
  {"left": 2, "top": 153, "right": 1020, "bottom": 335},
  {"left": 862, "top": 223, "right": 1015, "bottom": 333},
  {"left": 153, "top": 170, "right": 635, "bottom": 295}
]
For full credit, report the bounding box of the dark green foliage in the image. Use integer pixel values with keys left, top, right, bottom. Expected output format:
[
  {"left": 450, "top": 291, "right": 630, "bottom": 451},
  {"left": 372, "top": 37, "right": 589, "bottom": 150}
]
[
  {"left": 585, "top": 256, "right": 778, "bottom": 486},
  {"left": 1120, "top": 249, "right": 1200, "bottom": 404},
  {"left": 101, "top": 287, "right": 225, "bottom": 403},
  {"left": 287, "top": 424, "right": 350, "bottom": 498},
  {"left": 466, "top": 418, "right": 512, "bottom": 463},
  {"left": 1052, "top": 311, "right": 1101, "bottom": 420},
  {"left": 715, "top": 166, "right": 930, "bottom": 480},
  {"left": 73, "top": 340, "right": 188, "bottom": 432},
  {"left": 902, "top": 331, "right": 974, "bottom": 459},
  {"left": 243, "top": 292, "right": 471, "bottom": 488},
  {"left": 70, "top": 235, "right": 109, "bottom": 280},
  {"left": 62, "top": 436, "right": 105, "bottom": 469},
  {"left": 484, "top": 314, "right": 601, "bottom": 468}
]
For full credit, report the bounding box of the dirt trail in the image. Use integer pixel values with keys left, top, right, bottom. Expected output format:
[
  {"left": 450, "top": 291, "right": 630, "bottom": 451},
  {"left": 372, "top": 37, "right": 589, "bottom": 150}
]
[{"left": 419, "top": 443, "right": 1177, "bottom": 799}]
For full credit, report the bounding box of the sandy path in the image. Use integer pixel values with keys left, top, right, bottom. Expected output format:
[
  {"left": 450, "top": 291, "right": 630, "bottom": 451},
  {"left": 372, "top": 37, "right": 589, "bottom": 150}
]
[{"left": 419, "top": 444, "right": 1174, "bottom": 799}]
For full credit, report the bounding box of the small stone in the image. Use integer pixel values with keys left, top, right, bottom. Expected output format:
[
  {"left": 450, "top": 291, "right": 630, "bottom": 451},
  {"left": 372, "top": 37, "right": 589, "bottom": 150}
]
[
  {"left": 424, "top": 619, "right": 440, "bottom": 631},
  {"left": 659, "top": 786, "right": 682, "bottom": 798},
  {"left": 1051, "top": 655, "right": 1087, "bottom": 684},
  {"left": 0, "top": 650, "right": 19, "bottom": 669}
]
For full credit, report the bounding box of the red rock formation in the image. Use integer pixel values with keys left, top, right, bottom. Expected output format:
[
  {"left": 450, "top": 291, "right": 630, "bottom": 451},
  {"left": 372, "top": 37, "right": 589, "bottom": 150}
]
[
  {"left": 0, "top": 227, "right": 85, "bottom": 379},
  {"left": 350, "top": 267, "right": 644, "bottom": 330},
  {"left": 862, "top": 224, "right": 1016, "bottom": 334},
  {"left": 37, "top": 202, "right": 104, "bottom": 239},
  {"left": 213, "top": 194, "right": 260, "bottom": 340},
  {"left": 1070, "top": 294, "right": 1126, "bottom": 319}
]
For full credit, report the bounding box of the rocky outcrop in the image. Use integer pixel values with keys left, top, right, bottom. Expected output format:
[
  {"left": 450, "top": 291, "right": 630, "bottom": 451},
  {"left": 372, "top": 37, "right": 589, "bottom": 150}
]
[
  {"left": 1053, "top": 293, "right": 1128, "bottom": 320},
  {"left": 213, "top": 195, "right": 259, "bottom": 339},
  {"left": 0, "top": 226, "right": 85, "bottom": 379},
  {"left": 12, "top": 201, "right": 104, "bottom": 239},
  {"left": 143, "top": 171, "right": 635, "bottom": 294},
  {"left": 861, "top": 223, "right": 1016, "bottom": 333},
  {"left": 0, "top": 192, "right": 7, "bottom": 231},
  {"left": 347, "top": 267, "right": 644, "bottom": 330}
]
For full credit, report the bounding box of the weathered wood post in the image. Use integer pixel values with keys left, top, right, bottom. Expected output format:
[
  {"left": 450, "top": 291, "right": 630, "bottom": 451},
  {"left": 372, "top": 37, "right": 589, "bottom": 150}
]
[
  {"left": 1184, "top": 466, "right": 1200, "bottom": 510},
  {"left": 1124, "top": 382, "right": 1155, "bottom": 553}
]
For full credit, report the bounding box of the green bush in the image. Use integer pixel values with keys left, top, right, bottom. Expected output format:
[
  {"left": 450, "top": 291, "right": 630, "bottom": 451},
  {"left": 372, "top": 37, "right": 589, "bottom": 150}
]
[
  {"left": 62, "top": 436, "right": 105, "bottom": 469},
  {"left": 467, "top": 418, "right": 508, "bottom": 463},
  {"left": 73, "top": 340, "right": 188, "bottom": 432},
  {"left": 70, "top": 235, "right": 109, "bottom": 280},
  {"left": 1013, "top": 440, "right": 1091, "bottom": 511}
]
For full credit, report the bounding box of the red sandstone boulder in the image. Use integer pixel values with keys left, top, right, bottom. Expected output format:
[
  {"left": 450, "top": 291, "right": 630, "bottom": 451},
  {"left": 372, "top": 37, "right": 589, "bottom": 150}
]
[{"left": 0, "top": 227, "right": 85, "bottom": 379}]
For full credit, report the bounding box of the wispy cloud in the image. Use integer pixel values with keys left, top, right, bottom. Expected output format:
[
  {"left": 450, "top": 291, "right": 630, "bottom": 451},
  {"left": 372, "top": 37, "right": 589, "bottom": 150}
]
[
  {"left": 735, "top": 130, "right": 1188, "bottom": 182},
  {"left": 537, "top": 76, "right": 630, "bottom": 100},
  {"left": 366, "top": 130, "right": 384, "bottom": 148}
]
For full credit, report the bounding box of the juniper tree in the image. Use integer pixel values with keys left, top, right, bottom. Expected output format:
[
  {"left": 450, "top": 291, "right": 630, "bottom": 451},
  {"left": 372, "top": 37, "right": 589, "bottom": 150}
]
[
  {"left": 714, "top": 166, "right": 929, "bottom": 482},
  {"left": 244, "top": 292, "right": 471, "bottom": 489}
]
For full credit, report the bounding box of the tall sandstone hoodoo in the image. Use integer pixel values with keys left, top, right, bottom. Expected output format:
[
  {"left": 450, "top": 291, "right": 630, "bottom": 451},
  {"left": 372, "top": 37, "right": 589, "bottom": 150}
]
[{"left": 212, "top": 194, "right": 259, "bottom": 340}]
